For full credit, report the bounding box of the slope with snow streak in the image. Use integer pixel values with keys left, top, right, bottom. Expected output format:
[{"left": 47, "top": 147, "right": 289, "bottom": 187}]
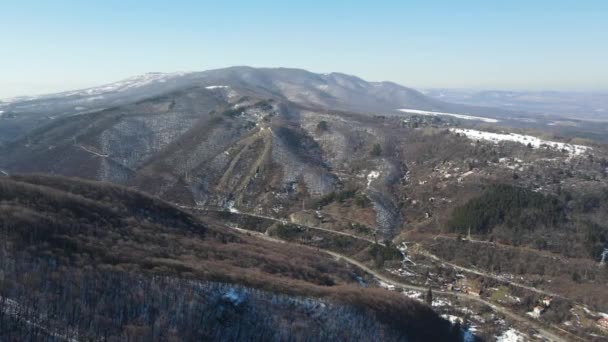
[
  {"left": 0, "top": 72, "right": 192, "bottom": 103},
  {"left": 451, "top": 128, "right": 591, "bottom": 156},
  {"left": 398, "top": 108, "right": 499, "bottom": 123}
]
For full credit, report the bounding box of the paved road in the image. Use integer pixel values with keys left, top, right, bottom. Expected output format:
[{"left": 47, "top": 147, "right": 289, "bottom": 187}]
[
  {"left": 194, "top": 207, "right": 567, "bottom": 298},
  {"left": 225, "top": 221, "right": 567, "bottom": 342},
  {"left": 186, "top": 206, "right": 381, "bottom": 245},
  {"left": 416, "top": 245, "right": 564, "bottom": 299},
  {"left": 195, "top": 207, "right": 563, "bottom": 300}
]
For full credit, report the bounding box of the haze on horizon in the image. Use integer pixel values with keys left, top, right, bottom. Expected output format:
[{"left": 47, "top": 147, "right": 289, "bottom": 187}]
[{"left": 1, "top": 0, "right": 607, "bottom": 99}]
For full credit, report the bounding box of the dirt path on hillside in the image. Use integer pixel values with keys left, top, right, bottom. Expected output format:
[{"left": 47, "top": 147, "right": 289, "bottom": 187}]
[{"left": 188, "top": 206, "right": 380, "bottom": 244}]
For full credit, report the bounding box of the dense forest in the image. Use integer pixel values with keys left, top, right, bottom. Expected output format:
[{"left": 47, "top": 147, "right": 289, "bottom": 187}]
[
  {"left": 447, "top": 184, "right": 608, "bottom": 259},
  {"left": 1, "top": 256, "right": 436, "bottom": 341},
  {"left": 0, "top": 174, "right": 456, "bottom": 341},
  {"left": 448, "top": 184, "right": 564, "bottom": 235}
]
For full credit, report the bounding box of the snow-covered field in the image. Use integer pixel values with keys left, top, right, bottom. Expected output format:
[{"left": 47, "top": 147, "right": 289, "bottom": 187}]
[
  {"left": 495, "top": 328, "right": 525, "bottom": 342},
  {"left": 402, "top": 290, "right": 422, "bottom": 300},
  {"left": 450, "top": 128, "right": 591, "bottom": 156},
  {"left": 398, "top": 108, "right": 499, "bottom": 123}
]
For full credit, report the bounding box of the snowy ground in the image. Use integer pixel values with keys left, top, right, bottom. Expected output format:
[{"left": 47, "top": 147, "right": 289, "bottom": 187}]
[
  {"left": 377, "top": 280, "right": 396, "bottom": 291},
  {"left": 450, "top": 128, "right": 591, "bottom": 156},
  {"left": 367, "top": 170, "right": 380, "bottom": 187},
  {"left": 402, "top": 290, "right": 422, "bottom": 301},
  {"left": 0, "top": 72, "right": 191, "bottom": 102},
  {"left": 398, "top": 108, "right": 499, "bottom": 123},
  {"left": 495, "top": 328, "right": 526, "bottom": 342},
  {"left": 226, "top": 200, "right": 240, "bottom": 213}
]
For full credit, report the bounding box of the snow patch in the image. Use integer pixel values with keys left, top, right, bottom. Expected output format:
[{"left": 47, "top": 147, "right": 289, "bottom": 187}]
[
  {"left": 222, "top": 288, "right": 247, "bottom": 306},
  {"left": 205, "top": 85, "right": 230, "bottom": 90},
  {"left": 398, "top": 108, "right": 499, "bottom": 123},
  {"left": 367, "top": 170, "right": 380, "bottom": 187},
  {"left": 451, "top": 128, "right": 591, "bottom": 156},
  {"left": 377, "top": 280, "right": 396, "bottom": 291},
  {"left": 0, "top": 72, "right": 190, "bottom": 102},
  {"left": 463, "top": 328, "right": 476, "bottom": 342},
  {"left": 432, "top": 297, "right": 451, "bottom": 307},
  {"left": 442, "top": 314, "right": 462, "bottom": 324},
  {"left": 496, "top": 328, "right": 525, "bottom": 342},
  {"left": 226, "top": 200, "right": 239, "bottom": 213},
  {"left": 402, "top": 290, "right": 422, "bottom": 300}
]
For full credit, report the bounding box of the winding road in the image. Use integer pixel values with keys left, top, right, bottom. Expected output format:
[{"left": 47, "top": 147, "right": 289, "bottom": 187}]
[
  {"left": 225, "top": 222, "right": 568, "bottom": 342},
  {"left": 184, "top": 206, "right": 381, "bottom": 245},
  {"left": 192, "top": 206, "right": 566, "bottom": 297},
  {"left": 415, "top": 245, "right": 564, "bottom": 299},
  {"left": 181, "top": 204, "right": 576, "bottom": 341},
  {"left": 191, "top": 207, "right": 563, "bottom": 299}
]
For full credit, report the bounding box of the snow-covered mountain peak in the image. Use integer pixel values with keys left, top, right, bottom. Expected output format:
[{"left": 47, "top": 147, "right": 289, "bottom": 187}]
[
  {"left": 0, "top": 71, "right": 194, "bottom": 103},
  {"left": 61, "top": 71, "right": 194, "bottom": 97}
]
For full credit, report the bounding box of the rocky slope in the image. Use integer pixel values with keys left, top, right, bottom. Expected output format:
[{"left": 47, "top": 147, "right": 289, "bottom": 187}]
[
  {"left": 0, "top": 67, "right": 515, "bottom": 144},
  {"left": 0, "top": 72, "right": 416, "bottom": 239},
  {"left": 2, "top": 67, "right": 608, "bottom": 339}
]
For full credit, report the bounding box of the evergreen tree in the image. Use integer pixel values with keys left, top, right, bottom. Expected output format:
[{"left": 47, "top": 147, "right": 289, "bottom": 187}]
[{"left": 371, "top": 143, "right": 382, "bottom": 157}]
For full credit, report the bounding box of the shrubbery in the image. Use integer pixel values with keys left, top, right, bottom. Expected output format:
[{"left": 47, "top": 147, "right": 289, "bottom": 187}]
[{"left": 314, "top": 189, "right": 357, "bottom": 208}]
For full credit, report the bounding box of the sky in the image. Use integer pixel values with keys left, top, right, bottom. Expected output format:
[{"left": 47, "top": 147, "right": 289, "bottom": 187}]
[{"left": 1, "top": 0, "right": 607, "bottom": 98}]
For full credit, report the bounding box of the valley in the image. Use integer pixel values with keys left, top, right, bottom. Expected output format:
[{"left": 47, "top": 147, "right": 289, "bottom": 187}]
[{"left": 1, "top": 67, "right": 608, "bottom": 341}]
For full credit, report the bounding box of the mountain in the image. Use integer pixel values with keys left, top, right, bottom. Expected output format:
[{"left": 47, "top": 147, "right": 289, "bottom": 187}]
[
  {"left": 0, "top": 174, "right": 454, "bottom": 341},
  {"left": 0, "top": 67, "right": 528, "bottom": 241},
  {"left": 424, "top": 88, "right": 608, "bottom": 121},
  {"left": 2, "top": 67, "right": 608, "bottom": 339},
  {"left": 0, "top": 67, "right": 514, "bottom": 144},
  {"left": 1, "top": 67, "right": 606, "bottom": 243},
  {"left": 422, "top": 88, "right": 608, "bottom": 142}
]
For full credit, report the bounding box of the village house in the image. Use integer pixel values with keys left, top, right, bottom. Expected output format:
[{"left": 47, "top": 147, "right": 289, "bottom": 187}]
[
  {"left": 598, "top": 317, "right": 608, "bottom": 331},
  {"left": 527, "top": 305, "right": 545, "bottom": 318}
]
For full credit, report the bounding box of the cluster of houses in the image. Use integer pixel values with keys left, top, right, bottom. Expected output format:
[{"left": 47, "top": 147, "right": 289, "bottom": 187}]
[
  {"left": 527, "top": 297, "right": 553, "bottom": 318},
  {"left": 446, "top": 274, "right": 482, "bottom": 297}
]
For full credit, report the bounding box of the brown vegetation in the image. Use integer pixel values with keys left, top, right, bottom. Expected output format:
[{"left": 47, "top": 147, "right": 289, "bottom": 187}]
[{"left": 0, "top": 174, "right": 455, "bottom": 341}]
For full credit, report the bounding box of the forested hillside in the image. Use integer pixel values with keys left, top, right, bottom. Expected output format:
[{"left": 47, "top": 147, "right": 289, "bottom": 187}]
[
  {"left": 448, "top": 184, "right": 564, "bottom": 237},
  {"left": 0, "top": 174, "right": 455, "bottom": 341},
  {"left": 447, "top": 184, "right": 608, "bottom": 259}
]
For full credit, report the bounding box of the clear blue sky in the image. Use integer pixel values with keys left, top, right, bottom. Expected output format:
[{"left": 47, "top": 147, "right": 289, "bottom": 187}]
[{"left": 1, "top": 0, "right": 607, "bottom": 98}]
